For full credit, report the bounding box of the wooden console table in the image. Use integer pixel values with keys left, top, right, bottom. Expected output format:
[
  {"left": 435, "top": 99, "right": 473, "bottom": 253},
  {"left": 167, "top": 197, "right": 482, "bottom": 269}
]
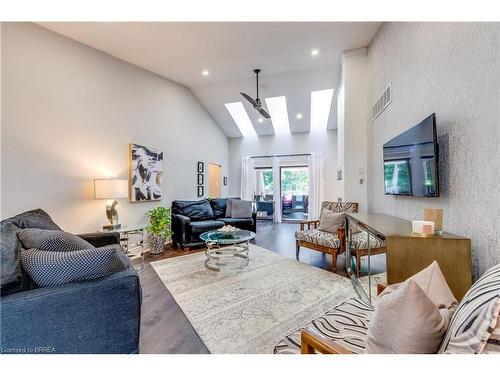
[{"left": 346, "top": 212, "right": 472, "bottom": 301}]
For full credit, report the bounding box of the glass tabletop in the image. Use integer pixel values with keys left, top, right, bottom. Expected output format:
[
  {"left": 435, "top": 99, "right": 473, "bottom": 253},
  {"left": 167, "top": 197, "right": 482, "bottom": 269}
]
[{"left": 200, "top": 229, "right": 256, "bottom": 244}]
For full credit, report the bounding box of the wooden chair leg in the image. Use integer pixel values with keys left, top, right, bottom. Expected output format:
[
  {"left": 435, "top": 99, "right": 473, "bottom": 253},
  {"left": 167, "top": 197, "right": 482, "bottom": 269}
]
[
  {"left": 296, "top": 241, "right": 300, "bottom": 260},
  {"left": 331, "top": 251, "right": 337, "bottom": 273}
]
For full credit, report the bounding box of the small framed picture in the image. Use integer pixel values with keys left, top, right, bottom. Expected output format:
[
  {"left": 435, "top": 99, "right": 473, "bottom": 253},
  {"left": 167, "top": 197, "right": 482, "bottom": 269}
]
[
  {"left": 197, "top": 185, "right": 204, "bottom": 197},
  {"left": 223, "top": 176, "right": 228, "bottom": 186},
  {"left": 197, "top": 173, "right": 204, "bottom": 185},
  {"left": 197, "top": 162, "right": 204, "bottom": 173}
]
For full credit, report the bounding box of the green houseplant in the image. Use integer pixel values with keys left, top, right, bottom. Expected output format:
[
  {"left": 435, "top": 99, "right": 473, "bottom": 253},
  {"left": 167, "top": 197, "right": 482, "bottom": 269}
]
[{"left": 145, "top": 206, "right": 172, "bottom": 255}]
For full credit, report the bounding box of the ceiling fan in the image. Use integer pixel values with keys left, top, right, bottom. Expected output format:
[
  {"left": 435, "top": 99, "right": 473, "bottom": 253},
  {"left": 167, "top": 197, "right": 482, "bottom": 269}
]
[{"left": 240, "top": 69, "right": 271, "bottom": 119}]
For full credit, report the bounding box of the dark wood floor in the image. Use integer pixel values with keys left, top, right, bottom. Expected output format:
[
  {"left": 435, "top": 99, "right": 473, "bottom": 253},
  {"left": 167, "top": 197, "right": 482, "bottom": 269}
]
[{"left": 138, "top": 221, "right": 385, "bottom": 353}]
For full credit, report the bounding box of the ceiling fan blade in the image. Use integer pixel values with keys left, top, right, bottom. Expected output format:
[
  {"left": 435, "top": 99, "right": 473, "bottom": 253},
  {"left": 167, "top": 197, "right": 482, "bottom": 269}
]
[
  {"left": 257, "top": 107, "right": 271, "bottom": 119},
  {"left": 240, "top": 92, "right": 258, "bottom": 107}
]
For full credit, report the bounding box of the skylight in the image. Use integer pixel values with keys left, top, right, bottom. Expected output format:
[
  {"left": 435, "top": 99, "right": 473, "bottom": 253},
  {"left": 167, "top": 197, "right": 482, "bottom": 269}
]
[
  {"left": 310, "top": 88, "right": 334, "bottom": 132},
  {"left": 225, "top": 102, "right": 257, "bottom": 138},
  {"left": 264, "top": 96, "right": 290, "bottom": 135}
]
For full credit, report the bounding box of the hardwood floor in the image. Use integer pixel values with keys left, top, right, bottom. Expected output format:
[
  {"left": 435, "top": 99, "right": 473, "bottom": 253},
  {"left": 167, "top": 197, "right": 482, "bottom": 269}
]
[{"left": 138, "top": 221, "right": 385, "bottom": 353}]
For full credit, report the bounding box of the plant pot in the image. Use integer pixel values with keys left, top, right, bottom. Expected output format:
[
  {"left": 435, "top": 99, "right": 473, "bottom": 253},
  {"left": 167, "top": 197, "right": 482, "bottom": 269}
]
[{"left": 150, "top": 234, "right": 166, "bottom": 255}]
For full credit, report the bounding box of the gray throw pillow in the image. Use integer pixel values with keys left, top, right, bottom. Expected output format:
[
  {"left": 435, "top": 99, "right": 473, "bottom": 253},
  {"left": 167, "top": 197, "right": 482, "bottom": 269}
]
[
  {"left": 20, "top": 246, "right": 128, "bottom": 287},
  {"left": 318, "top": 209, "right": 345, "bottom": 234},
  {"left": 18, "top": 228, "right": 94, "bottom": 252},
  {"left": 230, "top": 200, "right": 253, "bottom": 219},
  {"left": 1, "top": 221, "right": 23, "bottom": 292}
]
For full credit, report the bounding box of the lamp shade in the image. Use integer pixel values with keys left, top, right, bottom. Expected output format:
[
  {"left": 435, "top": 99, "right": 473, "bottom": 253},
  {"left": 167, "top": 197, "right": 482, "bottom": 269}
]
[{"left": 94, "top": 179, "right": 128, "bottom": 199}]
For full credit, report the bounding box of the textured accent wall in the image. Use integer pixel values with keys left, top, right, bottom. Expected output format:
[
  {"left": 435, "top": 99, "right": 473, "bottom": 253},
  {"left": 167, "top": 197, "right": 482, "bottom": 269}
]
[{"left": 367, "top": 23, "right": 500, "bottom": 279}]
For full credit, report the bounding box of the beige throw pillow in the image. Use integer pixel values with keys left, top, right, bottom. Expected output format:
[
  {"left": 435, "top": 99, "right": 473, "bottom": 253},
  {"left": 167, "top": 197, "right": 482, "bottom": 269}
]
[
  {"left": 365, "top": 280, "right": 451, "bottom": 354},
  {"left": 380, "top": 261, "right": 458, "bottom": 312},
  {"left": 318, "top": 209, "right": 345, "bottom": 234},
  {"left": 366, "top": 261, "right": 458, "bottom": 354}
]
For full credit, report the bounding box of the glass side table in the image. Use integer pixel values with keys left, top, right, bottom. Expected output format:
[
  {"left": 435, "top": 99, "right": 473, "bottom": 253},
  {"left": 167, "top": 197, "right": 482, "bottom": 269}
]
[{"left": 99, "top": 225, "right": 146, "bottom": 272}]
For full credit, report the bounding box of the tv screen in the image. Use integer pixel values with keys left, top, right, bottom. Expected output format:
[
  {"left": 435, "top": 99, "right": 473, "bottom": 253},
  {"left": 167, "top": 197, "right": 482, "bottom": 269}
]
[{"left": 383, "top": 113, "right": 439, "bottom": 197}]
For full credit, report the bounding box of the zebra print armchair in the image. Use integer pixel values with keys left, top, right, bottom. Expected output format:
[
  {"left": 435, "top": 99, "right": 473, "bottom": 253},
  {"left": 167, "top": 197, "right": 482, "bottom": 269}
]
[{"left": 295, "top": 201, "right": 358, "bottom": 273}]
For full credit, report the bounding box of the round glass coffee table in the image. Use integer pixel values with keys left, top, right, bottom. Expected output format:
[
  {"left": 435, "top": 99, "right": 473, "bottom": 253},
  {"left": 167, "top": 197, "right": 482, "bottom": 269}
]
[{"left": 200, "top": 229, "right": 256, "bottom": 271}]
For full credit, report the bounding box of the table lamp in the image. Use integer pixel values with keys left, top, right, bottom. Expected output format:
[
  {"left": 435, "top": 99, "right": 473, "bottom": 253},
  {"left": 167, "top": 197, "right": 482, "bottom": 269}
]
[{"left": 94, "top": 178, "right": 128, "bottom": 230}]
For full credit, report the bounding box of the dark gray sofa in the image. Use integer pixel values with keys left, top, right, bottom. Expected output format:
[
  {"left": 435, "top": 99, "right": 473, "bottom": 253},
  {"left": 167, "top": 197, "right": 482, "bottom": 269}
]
[
  {"left": 0, "top": 209, "right": 141, "bottom": 354},
  {"left": 171, "top": 198, "right": 256, "bottom": 249}
]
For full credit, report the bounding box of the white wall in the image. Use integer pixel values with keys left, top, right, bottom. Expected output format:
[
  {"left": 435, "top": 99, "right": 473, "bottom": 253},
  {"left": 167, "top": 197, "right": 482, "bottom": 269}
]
[
  {"left": 228, "top": 131, "right": 338, "bottom": 201},
  {"left": 336, "top": 48, "right": 369, "bottom": 210},
  {"left": 1, "top": 23, "right": 228, "bottom": 233},
  {"left": 367, "top": 23, "right": 500, "bottom": 278}
]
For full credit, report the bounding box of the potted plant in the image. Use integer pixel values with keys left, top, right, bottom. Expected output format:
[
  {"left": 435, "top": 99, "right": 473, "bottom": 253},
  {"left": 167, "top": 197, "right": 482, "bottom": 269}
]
[{"left": 145, "top": 206, "right": 172, "bottom": 255}]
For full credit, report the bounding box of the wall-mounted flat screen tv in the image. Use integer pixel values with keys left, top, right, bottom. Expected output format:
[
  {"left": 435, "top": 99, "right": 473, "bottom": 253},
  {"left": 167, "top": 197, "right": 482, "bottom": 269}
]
[{"left": 383, "top": 113, "right": 439, "bottom": 197}]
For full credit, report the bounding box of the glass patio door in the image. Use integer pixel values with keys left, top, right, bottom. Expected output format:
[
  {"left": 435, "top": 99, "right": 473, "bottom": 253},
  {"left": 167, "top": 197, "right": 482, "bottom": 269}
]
[{"left": 280, "top": 166, "right": 309, "bottom": 221}]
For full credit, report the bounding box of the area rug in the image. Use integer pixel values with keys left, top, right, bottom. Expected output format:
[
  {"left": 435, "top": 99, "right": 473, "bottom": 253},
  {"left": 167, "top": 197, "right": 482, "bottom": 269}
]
[{"left": 151, "top": 244, "right": 357, "bottom": 353}]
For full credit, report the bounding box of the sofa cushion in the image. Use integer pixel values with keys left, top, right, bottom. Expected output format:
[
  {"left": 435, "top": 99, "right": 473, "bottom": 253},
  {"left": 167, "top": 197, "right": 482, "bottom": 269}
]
[
  {"left": 439, "top": 263, "right": 500, "bottom": 354},
  {"left": 172, "top": 199, "right": 214, "bottom": 221},
  {"left": 217, "top": 218, "right": 253, "bottom": 228},
  {"left": 5, "top": 208, "right": 61, "bottom": 230},
  {"left": 209, "top": 198, "right": 227, "bottom": 219},
  {"left": 18, "top": 228, "right": 95, "bottom": 252},
  {"left": 0, "top": 221, "right": 32, "bottom": 295},
  {"left": 225, "top": 197, "right": 241, "bottom": 217},
  {"left": 274, "top": 297, "right": 373, "bottom": 354},
  {"left": 20, "top": 246, "right": 128, "bottom": 287},
  {"left": 230, "top": 199, "right": 253, "bottom": 219},
  {"left": 351, "top": 231, "right": 386, "bottom": 249},
  {"left": 295, "top": 229, "right": 341, "bottom": 248},
  {"left": 190, "top": 220, "right": 224, "bottom": 234},
  {"left": 365, "top": 280, "right": 452, "bottom": 354}
]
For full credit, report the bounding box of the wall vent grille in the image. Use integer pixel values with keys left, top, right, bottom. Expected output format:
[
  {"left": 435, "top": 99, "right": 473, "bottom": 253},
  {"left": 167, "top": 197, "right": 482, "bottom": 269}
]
[{"left": 372, "top": 82, "right": 392, "bottom": 120}]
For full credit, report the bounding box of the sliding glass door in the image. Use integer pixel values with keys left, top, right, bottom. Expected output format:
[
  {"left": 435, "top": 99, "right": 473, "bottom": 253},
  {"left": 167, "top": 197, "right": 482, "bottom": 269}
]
[{"left": 280, "top": 166, "right": 309, "bottom": 221}]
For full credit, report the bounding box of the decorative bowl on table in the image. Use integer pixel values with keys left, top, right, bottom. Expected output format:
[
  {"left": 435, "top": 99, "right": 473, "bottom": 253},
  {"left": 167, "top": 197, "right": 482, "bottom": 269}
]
[{"left": 218, "top": 225, "right": 238, "bottom": 233}]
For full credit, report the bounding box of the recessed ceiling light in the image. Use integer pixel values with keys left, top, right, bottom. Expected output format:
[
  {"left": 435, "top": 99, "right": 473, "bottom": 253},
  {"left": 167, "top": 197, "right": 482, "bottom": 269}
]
[
  {"left": 310, "top": 89, "right": 334, "bottom": 132},
  {"left": 202, "top": 70, "right": 209, "bottom": 76},
  {"left": 258, "top": 118, "right": 264, "bottom": 123},
  {"left": 296, "top": 113, "right": 303, "bottom": 119},
  {"left": 224, "top": 102, "right": 257, "bottom": 138},
  {"left": 311, "top": 49, "right": 319, "bottom": 56},
  {"left": 265, "top": 96, "right": 291, "bottom": 136}
]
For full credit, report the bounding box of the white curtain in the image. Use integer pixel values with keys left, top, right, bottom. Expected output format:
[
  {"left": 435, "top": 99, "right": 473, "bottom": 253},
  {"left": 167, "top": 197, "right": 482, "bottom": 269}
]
[
  {"left": 272, "top": 156, "right": 282, "bottom": 223},
  {"left": 240, "top": 156, "right": 255, "bottom": 201},
  {"left": 308, "top": 153, "right": 325, "bottom": 220}
]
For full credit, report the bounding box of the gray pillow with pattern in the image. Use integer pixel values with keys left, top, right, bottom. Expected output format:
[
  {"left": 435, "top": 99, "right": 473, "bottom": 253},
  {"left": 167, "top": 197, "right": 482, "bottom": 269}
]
[
  {"left": 20, "top": 245, "right": 128, "bottom": 287},
  {"left": 18, "top": 228, "right": 94, "bottom": 252}
]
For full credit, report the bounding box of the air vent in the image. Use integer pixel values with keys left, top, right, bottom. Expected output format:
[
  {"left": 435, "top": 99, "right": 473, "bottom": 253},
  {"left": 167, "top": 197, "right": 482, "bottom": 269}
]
[{"left": 372, "top": 82, "right": 392, "bottom": 120}]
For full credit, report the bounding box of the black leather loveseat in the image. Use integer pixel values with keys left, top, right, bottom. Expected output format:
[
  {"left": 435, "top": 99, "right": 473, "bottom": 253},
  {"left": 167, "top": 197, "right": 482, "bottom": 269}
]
[{"left": 171, "top": 198, "right": 256, "bottom": 249}]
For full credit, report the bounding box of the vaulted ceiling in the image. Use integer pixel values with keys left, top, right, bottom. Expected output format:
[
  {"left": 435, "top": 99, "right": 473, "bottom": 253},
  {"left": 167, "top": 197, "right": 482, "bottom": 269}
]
[{"left": 38, "top": 22, "right": 381, "bottom": 137}]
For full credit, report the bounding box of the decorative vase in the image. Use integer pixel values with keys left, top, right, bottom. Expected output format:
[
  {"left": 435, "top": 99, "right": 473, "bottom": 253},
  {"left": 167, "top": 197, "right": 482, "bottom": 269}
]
[{"left": 150, "top": 234, "right": 166, "bottom": 255}]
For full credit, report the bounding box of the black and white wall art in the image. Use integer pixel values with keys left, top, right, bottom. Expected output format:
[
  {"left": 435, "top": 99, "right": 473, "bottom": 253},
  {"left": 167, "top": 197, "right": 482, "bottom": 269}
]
[{"left": 129, "top": 143, "right": 163, "bottom": 202}]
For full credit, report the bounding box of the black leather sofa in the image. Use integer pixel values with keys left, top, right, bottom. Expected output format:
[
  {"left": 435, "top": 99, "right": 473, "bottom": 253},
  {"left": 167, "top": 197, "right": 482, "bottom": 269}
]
[{"left": 171, "top": 198, "right": 256, "bottom": 249}]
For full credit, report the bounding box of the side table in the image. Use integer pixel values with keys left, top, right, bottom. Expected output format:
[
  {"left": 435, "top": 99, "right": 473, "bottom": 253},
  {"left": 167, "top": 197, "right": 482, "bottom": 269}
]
[{"left": 99, "top": 225, "right": 146, "bottom": 272}]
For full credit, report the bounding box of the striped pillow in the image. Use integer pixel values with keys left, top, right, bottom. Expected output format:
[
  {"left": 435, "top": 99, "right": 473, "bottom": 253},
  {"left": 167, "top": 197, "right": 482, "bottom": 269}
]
[{"left": 438, "top": 263, "right": 500, "bottom": 353}]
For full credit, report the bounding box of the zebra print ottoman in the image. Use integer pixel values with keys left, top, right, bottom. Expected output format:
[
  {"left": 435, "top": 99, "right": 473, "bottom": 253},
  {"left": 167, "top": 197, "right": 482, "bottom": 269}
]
[{"left": 274, "top": 297, "right": 374, "bottom": 354}]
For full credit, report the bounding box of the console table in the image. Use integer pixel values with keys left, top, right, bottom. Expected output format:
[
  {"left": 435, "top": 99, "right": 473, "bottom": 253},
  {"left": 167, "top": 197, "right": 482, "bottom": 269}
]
[{"left": 346, "top": 212, "right": 472, "bottom": 301}]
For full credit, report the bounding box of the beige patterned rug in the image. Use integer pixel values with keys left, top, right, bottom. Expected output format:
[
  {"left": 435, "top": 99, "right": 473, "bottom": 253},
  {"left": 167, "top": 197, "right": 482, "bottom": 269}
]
[{"left": 151, "top": 244, "right": 357, "bottom": 353}]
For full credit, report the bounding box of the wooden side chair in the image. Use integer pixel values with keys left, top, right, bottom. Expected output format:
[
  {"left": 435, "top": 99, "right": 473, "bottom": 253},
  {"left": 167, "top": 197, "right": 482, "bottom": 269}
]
[{"left": 295, "top": 202, "right": 358, "bottom": 273}]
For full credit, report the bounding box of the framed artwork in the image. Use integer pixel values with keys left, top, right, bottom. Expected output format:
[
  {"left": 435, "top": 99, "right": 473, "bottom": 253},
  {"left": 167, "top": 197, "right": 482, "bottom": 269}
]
[
  {"left": 223, "top": 176, "right": 228, "bottom": 186},
  {"left": 197, "top": 162, "right": 204, "bottom": 173},
  {"left": 129, "top": 143, "right": 163, "bottom": 202},
  {"left": 197, "top": 173, "right": 204, "bottom": 185},
  {"left": 197, "top": 185, "right": 204, "bottom": 197}
]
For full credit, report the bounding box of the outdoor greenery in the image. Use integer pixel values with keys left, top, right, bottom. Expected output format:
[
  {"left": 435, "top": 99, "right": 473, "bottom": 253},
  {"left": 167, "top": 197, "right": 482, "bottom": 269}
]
[
  {"left": 281, "top": 168, "right": 309, "bottom": 195},
  {"left": 145, "top": 206, "right": 172, "bottom": 239},
  {"left": 260, "top": 168, "right": 309, "bottom": 196}
]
